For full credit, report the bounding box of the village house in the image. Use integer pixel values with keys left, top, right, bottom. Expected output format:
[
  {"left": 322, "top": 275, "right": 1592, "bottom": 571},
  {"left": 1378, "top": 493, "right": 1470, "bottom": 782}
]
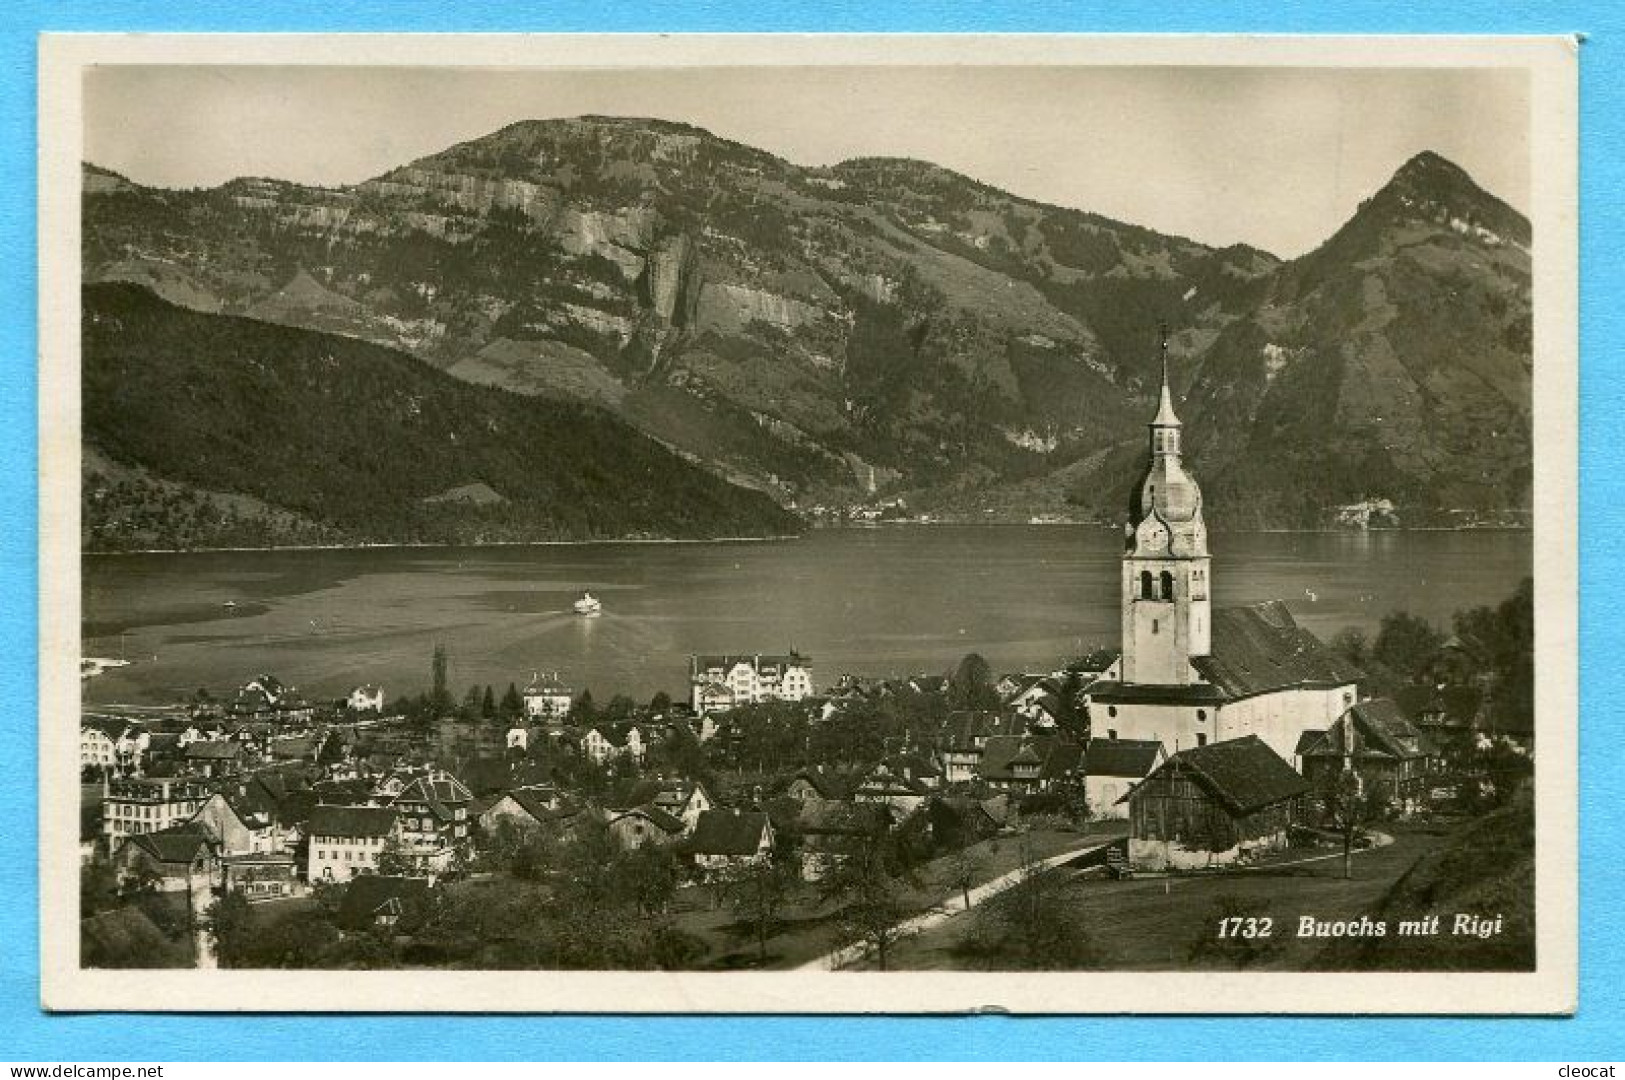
[
  {"left": 522, "top": 671, "right": 575, "bottom": 723},
  {"left": 785, "top": 766, "right": 858, "bottom": 803},
  {"left": 187, "top": 781, "right": 282, "bottom": 856},
  {"left": 684, "top": 808, "right": 775, "bottom": 876},
  {"left": 977, "top": 736, "right": 1045, "bottom": 795},
  {"left": 1039, "top": 737, "right": 1087, "bottom": 795},
  {"left": 606, "top": 806, "right": 686, "bottom": 850},
  {"left": 141, "top": 732, "right": 184, "bottom": 773},
  {"left": 111, "top": 826, "right": 215, "bottom": 894},
  {"left": 1299, "top": 698, "right": 1437, "bottom": 815},
  {"left": 617, "top": 778, "right": 714, "bottom": 836},
  {"left": 227, "top": 674, "right": 316, "bottom": 725},
  {"left": 267, "top": 733, "right": 322, "bottom": 765},
  {"left": 853, "top": 765, "right": 932, "bottom": 816},
  {"left": 580, "top": 724, "right": 647, "bottom": 766},
  {"left": 687, "top": 652, "right": 814, "bottom": 714},
  {"left": 388, "top": 770, "right": 474, "bottom": 873},
  {"left": 336, "top": 875, "right": 433, "bottom": 933},
  {"left": 1082, "top": 738, "right": 1166, "bottom": 820},
  {"left": 908, "top": 674, "right": 948, "bottom": 696},
  {"left": 347, "top": 684, "right": 385, "bottom": 713},
  {"left": 182, "top": 738, "right": 248, "bottom": 778},
  {"left": 80, "top": 719, "right": 147, "bottom": 776},
  {"left": 220, "top": 852, "right": 301, "bottom": 902},
  {"left": 938, "top": 712, "right": 1029, "bottom": 785},
  {"left": 773, "top": 797, "right": 892, "bottom": 882},
  {"left": 924, "top": 795, "right": 1001, "bottom": 850},
  {"left": 101, "top": 777, "right": 211, "bottom": 852},
  {"left": 1125, "top": 735, "right": 1309, "bottom": 871},
  {"left": 307, "top": 805, "right": 399, "bottom": 883},
  {"left": 478, "top": 786, "right": 562, "bottom": 834}
]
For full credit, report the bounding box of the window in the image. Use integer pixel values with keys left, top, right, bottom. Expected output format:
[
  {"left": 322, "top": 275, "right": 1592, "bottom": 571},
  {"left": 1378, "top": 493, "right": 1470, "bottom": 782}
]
[
  {"left": 1152, "top": 619, "right": 1159, "bottom": 634},
  {"left": 1196, "top": 733, "right": 1208, "bottom": 746},
  {"left": 1107, "top": 706, "right": 1118, "bottom": 718},
  {"left": 1196, "top": 709, "right": 1207, "bottom": 721},
  {"left": 1107, "top": 730, "right": 1118, "bottom": 740},
  {"left": 1160, "top": 571, "right": 1175, "bottom": 600},
  {"left": 1139, "top": 570, "right": 1154, "bottom": 599}
]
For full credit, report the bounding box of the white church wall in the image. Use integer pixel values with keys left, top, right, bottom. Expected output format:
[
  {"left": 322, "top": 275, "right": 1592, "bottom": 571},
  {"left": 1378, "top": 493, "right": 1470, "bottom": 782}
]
[
  {"left": 1090, "top": 700, "right": 1215, "bottom": 754},
  {"left": 1215, "top": 684, "right": 1358, "bottom": 763}
]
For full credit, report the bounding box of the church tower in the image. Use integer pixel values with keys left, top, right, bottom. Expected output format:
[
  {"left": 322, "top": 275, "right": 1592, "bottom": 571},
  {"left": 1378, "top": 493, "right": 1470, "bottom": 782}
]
[{"left": 1120, "top": 333, "right": 1211, "bottom": 686}]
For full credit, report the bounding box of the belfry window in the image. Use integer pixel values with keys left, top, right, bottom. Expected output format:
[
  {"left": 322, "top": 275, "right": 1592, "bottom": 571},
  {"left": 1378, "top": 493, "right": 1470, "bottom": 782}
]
[
  {"left": 1140, "top": 570, "right": 1154, "bottom": 599},
  {"left": 1160, "top": 570, "right": 1174, "bottom": 600}
]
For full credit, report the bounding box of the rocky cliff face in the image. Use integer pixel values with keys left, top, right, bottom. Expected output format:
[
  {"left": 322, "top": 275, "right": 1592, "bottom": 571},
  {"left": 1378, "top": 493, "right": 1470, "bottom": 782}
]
[{"left": 82, "top": 120, "right": 1531, "bottom": 527}]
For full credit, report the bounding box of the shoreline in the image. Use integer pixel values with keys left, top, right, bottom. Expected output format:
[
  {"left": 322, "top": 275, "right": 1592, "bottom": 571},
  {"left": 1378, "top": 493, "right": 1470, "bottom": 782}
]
[
  {"left": 81, "top": 533, "right": 807, "bottom": 557},
  {"left": 81, "top": 522, "right": 1533, "bottom": 557}
]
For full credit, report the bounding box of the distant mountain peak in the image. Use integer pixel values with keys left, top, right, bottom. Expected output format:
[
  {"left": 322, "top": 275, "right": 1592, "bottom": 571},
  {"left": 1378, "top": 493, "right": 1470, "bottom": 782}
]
[{"left": 1371, "top": 149, "right": 1528, "bottom": 242}]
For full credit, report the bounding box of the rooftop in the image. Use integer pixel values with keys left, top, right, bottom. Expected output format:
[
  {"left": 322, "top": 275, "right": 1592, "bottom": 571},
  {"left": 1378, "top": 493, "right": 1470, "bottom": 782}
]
[{"left": 1134, "top": 735, "right": 1309, "bottom": 814}]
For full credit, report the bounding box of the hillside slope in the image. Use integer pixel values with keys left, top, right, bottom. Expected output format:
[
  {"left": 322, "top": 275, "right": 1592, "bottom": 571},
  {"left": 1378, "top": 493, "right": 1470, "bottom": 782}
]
[{"left": 82, "top": 283, "right": 801, "bottom": 550}]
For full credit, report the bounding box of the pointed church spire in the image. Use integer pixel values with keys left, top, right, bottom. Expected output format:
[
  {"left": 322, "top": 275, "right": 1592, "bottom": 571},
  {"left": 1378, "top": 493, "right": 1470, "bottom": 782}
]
[{"left": 1151, "top": 323, "right": 1181, "bottom": 428}]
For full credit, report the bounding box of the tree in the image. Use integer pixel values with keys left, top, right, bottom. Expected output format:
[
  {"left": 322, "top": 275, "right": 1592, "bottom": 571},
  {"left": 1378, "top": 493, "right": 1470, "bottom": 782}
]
[
  {"left": 462, "top": 684, "right": 483, "bottom": 719},
  {"left": 650, "top": 690, "right": 673, "bottom": 714},
  {"left": 569, "top": 689, "right": 598, "bottom": 725},
  {"left": 605, "top": 694, "right": 637, "bottom": 722},
  {"left": 648, "top": 721, "right": 710, "bottom": 786},
  {"left": 957, "top": 834, "right": 1097, "bottom": 969},
  {"left": 943, "top": 846, "right": 983, "bottom": 911},
  {"left": 1315, "top": 769, "right": 1383, "bottom": 880},
  {"left": 482, "top": 685, "right": 497, "bottom": 719},
  {"left": 1373, "top": 612, "right": 1444, "bottom": 681},
  {"left": 500, "top": 682, "right": 524, "bottom": 720},
  {"left": 828, "top": 858, "right": 912, "bottom": 971},
  {"left": 821, "top": 839, "right": 915, "bottom": 971},
  {"left": 205, "top": 889, "right": 256, "bottom": 968},
  {"left": 613, "top": 844, "right": 682, "bottom": 920},
  {"left": 79, "top": 856, "right": 120, "bottom": 918},
  {"left": 1329, "top": 627, "right": 1371, "bottom": 670},
  {"left": 948, "top": 652, "right": 998, "bottom": 711},
  {"left": 721, "top": 857, "right": 798, "bottom": 963},
  {"left": 375, "top": 835, "right": 416, "bottom": 877},
  {"left": 431, "top": 644, "right": 451, "bottom": 715}
]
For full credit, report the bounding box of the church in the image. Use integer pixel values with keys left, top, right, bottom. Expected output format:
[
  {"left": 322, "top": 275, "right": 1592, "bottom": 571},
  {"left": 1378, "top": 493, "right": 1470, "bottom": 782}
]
[{"left": 1079, "top": 346, "right": 1361, "bottom": 764}]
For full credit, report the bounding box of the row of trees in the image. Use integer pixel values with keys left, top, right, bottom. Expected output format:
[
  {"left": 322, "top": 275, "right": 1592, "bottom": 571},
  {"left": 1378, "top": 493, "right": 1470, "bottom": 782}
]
[{"left": 1328, "top": 576, "right": 1534, "bottom": 732}]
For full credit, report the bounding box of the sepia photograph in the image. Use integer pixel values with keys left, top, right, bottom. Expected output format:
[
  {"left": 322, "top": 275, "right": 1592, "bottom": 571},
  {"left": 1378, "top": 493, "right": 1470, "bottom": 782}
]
[{"left": 37, "top": 34, "right": 1578, "bottom": 1013}]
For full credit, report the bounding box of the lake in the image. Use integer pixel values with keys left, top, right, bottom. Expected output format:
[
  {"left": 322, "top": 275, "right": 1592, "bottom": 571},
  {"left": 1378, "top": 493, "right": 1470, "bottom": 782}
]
[{"left": 81, "top": 526, "right": 1532, "bottom": 708}]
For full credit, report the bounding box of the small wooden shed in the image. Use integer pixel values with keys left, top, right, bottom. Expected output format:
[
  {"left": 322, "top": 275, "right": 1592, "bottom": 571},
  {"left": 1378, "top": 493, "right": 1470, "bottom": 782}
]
[{"left": 1125, "top": 735, "right": 1308, "bottom": 870}]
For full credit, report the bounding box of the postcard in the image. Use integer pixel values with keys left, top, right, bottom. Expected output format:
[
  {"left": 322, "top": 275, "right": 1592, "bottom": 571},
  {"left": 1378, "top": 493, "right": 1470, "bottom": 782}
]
[{"left": 39, "top": 33, "right": 1578, "bottom": 1013}]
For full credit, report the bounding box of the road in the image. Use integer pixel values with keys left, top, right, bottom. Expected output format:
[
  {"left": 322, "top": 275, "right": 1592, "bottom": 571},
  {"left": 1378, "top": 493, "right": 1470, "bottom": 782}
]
[{"left": 797, "top": 832, "right": 1124, "bottom": 972}]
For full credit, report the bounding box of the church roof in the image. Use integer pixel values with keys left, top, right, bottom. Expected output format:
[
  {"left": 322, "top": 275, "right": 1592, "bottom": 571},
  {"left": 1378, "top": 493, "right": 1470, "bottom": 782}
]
[
  {"left": 1129, "top": 455, "right": 1203, "bottom": 526},
  {"left": 1191, "top": 601, "right": 1362, "bottom": 701},
  {"left": 1086, "top": 681, "right": 1226, "bottom": 706},
  {"left": 1151, "top": 378, "right": 1181, "bottom": 427}
]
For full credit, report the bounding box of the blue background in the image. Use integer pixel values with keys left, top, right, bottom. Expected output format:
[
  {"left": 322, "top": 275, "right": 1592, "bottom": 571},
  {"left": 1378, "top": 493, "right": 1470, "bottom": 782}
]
[{"left": 4, "top": 0, "right": 1618, "bottom": 1061}]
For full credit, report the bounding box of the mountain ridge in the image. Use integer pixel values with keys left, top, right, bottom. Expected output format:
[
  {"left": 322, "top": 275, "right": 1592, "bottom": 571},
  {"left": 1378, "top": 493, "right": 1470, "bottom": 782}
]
[{"left": 81, "top": 120, "right": 1532, "bottom": 532}]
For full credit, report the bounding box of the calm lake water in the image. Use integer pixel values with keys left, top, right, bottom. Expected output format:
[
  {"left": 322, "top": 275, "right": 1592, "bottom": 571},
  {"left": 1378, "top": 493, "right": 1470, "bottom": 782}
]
[{"left": 82, "top": 526, "right": 1532, "bottom": 707}]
